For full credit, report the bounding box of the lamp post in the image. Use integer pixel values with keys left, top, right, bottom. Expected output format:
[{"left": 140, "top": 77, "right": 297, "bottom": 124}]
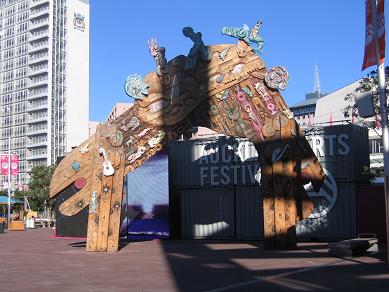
[
  {"left": 371, "top": 0, "right": 389, "bottom": 265},
  {"left": 7, "top": 136, "right": 11, "bottom": 226}
]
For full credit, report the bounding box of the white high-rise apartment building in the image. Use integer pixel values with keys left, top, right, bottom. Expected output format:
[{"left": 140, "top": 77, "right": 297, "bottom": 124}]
[{"left": 0, "top": 0, "right": 89, "bottom": 189}]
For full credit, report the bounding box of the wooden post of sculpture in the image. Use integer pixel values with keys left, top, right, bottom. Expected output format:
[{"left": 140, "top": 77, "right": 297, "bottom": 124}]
[
  {"left": 49, "top": 23, "right": 325, "bottom": 252},
  {"left": 86, "top": 124, "right": 125, "bottom": 252}
]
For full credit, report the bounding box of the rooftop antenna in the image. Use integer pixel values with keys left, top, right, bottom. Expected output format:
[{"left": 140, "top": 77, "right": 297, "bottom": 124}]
[{"left": 314, "top": 65, "right": 321, "bottom": 98}]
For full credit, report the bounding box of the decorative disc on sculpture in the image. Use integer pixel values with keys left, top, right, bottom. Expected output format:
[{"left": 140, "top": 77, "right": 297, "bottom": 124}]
[
  {"left": 264, "top": 66, "right": 289, "bottom": 90},
  {"left": 124, "top": 74, "right": 149, "bottom": 100},
  {"left": 109, "top": 130, "right": 124, "bottom": 147},
  {"left": 74, "top": 177, "right": 87, "bottom": 190},
  {"left": 272, "top": 115, "right": 289, "bottom": 131},
  {"left": 262, "top": 122, "right": 276, "bottom": 137}
]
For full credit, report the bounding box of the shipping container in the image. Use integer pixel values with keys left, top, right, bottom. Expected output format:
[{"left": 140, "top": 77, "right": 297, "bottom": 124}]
[
  {"left": 170, "top": 124, "right": 369, "bottom": 241},
  {"left": 170, "top": 136, "right": 260, "bottom": 189},
  {"left": 235, "top": 187, "right": 264, "bottom": 240},
  {"left": 297, "top": 183, "right": 357, "bottom": 240},
  {"left": 179, "top": 188, "right": 235, "bottom": 239},
  {"left": 304, "top": 124, "right": 370, "bottom": 183}
]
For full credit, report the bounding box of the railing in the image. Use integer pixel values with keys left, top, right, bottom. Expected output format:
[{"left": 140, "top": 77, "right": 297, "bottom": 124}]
[
  {"left": 28, "top": 67, "right": 48, "bottom": 77},
  {"left": 28, "top": 90, "right": 48, "bottom": 100},
  {"left": 29, "top": 30, "right": 49, "bottom": 42},
  {"left": 26, "top": 140, "right": 47, "bottom": 148},
  {"left": 28, "top": 79, "right": 48, "bottom": 88},
  {"left": 29, "top": 19, "right": 49, "bottom": 30},
  {"left": 30, "top": 5, "right": 49, "bottom": 19},
  {"left": 29, "top": 42, "right": 49, "bottom": 53},
  {"left": 27, "top": 115, "right": 48, "bottom": 124},
  {"left": 27, "top": 152, "right": 47, "bottom": 160},
  {"left": 28, "top": 55, "right": 48, "bottom": 65},
  {"left": 27, "top": 103, "right": 48, "bottom": 111},
  {"left": 30, "top": 0, "right": 50, "bottom": 9},
  {"left": 26, "top": 127, "right": 48, "bottom": 135}
]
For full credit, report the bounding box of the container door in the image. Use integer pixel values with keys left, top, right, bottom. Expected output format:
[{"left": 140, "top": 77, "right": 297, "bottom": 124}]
[
  {"left": 180, "top": 189, "right": 234, "bottom": 239},
  {"left": 236, "top": 188, "right": 263, "bottom": 240}
]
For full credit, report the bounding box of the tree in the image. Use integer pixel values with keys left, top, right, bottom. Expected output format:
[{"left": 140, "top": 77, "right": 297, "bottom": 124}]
[
  {"left": 343, "top": 66, "right": 389, "bottom": 131},
  {"left": 343, "top": 67, "right": 389, "bottom": 178},
  {"left": 27, "top": 165, "right": 56, "bottom": 212}
]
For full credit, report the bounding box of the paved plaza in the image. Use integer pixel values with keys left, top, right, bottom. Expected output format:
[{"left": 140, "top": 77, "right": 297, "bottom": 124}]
[{"left": 0, "top": 228, "right": 388, "bottom": 292}]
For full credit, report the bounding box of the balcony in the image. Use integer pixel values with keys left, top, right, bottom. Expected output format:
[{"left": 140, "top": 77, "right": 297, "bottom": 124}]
[
  {"left": 27, "top": 102, "right": 48, "bottom": 111},
  {"left": 27, "top": 127, "right": 47, "bottom": 136},
  {"left": 27, "top": 152, "right": 48, "bottom": 160},
  {"left": 29, "top": 30, "right": 49, "bottom": 42},
  {"left": 28, "top": 90, "right": 48, "bottom": 100},
  {"left": 29, "top": 20, "right": 49, "bottom": 31},
  {"left": 26, "top": 140, "right": 47, "bottom": 148},
  {"left": 29, "top": 42, "right": 49, "bottom": 53},
  {"left": 28, "top": 67, "right": 48, "bottom": 77},
  {"left": 27, "top": 140, "right": 47, "bottom": 148},
  {"left": 27, "top": 115, "right": 48, "bottom": 124},
  {"left": 30, "top": 6, "right": 50, "bottom": 19},
  {"left": 28, "top": 78, "right": 48, "bottom": 88},
  {"left": 30, "top": 0, "right": 50, "bottom": 9},
  {"left": 28, "top": 55, "right": 48, "bottom": 65}
]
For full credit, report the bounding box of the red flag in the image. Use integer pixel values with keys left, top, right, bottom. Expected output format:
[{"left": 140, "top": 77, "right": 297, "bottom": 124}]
[
  {"left": 1, "top": 155, "right": 9, "bottom": 175},
  {"left": 362, "top": 0, "right": 386, "bottom": 70},
  {"left": 10, "top": 154, "right": 18, "bottom": 176},
  {"left": 0, "top": 154, "right": 19, "bottom": 176}
]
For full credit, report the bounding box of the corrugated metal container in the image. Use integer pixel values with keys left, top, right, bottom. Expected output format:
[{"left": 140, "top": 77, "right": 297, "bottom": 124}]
[
  {"left": 180, "top": 188, "right": 235, "bottom": 239},
  {"left": 305, "top": 124, "right": 370, "bottom": 183},
  {"left": 170, "top": 124, "right": 367, "bottom": 241},
  {"left": 235, "top": 187, "right": 263, "bottom": 240},
  {"left": 169, "top": 136, "right": 260, "bottom": 189},
  {"left": 297, "top": 183, "right": 356, "bottom": 240}
]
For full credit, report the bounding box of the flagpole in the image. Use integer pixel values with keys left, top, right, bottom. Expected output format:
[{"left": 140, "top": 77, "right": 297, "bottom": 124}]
[
  {"left": 371, "top": 0, "right": 389, "bottom": 264},
  {"left": 7, "top": 136, "right": 11, "bottom": 227}
]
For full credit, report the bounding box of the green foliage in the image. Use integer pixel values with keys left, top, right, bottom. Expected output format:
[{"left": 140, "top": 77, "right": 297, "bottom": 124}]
[
  {"left": 27, "top": 165, "right": 56, "bottom": 211},
  {"left": 343, "top": 66, "right": 389, "bottom": 128}
]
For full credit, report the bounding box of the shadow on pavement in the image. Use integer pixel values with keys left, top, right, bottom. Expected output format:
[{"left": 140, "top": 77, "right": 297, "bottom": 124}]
[{"left": 160, "top": 240, "right": 389, "bottom": 291}]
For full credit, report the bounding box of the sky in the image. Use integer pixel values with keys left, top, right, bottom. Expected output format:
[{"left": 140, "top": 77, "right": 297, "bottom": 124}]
[{"left": 89, "top": 1, "right": 388, "bottom": 122}]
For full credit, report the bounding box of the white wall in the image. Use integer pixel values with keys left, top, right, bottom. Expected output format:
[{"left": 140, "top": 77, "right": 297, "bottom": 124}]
[
  {"left": 65, "top": 0, "right": 89, "bottom": 151},
  {"left": 314, "top": 80, "right": 360, "bottom": 125}
]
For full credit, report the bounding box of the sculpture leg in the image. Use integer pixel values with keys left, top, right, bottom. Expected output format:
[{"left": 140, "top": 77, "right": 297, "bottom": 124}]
[{"left": 86, "top": 124, "right": 125, "bottom": 252}]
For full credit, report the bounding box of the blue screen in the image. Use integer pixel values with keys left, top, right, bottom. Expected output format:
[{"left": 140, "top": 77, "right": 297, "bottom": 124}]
[{"left": 125, "top": 149, "right": 169, "bottom": 239}]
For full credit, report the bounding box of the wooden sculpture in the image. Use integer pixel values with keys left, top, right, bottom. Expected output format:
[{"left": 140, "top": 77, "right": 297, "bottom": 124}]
[{"left": 49, "top": 24, "right": 325, "bottom": 252}]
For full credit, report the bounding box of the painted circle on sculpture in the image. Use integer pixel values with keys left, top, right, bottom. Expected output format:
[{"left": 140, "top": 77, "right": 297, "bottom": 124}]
[
  {"left": 210, "top": 104, "right": 219, "bottom": 115},
  {"left": 228, "top": 110, "right": 240, "bottom": 121},
  {"left": 237, "top": 45, "right": 247, "bottom": 58},
  {"left": 100, "top": 124, "right": 115, "bottom": 138},
  {"left": 74, "top": 177, "right": 87, "bottom": 190},
  {"left": 109, "top": 130, "right": 124, "bottom": 147},
  {"left": 272, "top": 115, "right": 289, "bottom": 131},
  {"left": 262, "top": 122, "right": 275, "bottom": 137},
  {"left": 264, "top": 66, "right": 289, "bottom": 91}
]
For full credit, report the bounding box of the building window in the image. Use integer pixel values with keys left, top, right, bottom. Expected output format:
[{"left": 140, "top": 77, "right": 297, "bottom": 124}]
[{"left": 370, "top": 139, "right": 383, "bottom": 154}]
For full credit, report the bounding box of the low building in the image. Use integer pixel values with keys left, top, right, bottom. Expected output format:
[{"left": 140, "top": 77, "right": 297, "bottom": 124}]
[
  {"left": 290, "top": 92, "right": 326, "bottom": 128},
  {"left": 106, "top": 102, "right": 133, "bottom": 121}
]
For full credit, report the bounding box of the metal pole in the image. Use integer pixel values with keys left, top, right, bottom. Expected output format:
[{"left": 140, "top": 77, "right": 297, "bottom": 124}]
[
  {"left": 7, "top": 136, "right": 11, "bottom": 226},
  {"left": 372, "top": 0, "right": 389, "bottom": 264}
]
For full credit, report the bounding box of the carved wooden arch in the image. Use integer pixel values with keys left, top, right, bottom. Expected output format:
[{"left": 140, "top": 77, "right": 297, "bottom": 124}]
[{"left": 49, "top": 40, "right": 325, "bottom": 252}]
